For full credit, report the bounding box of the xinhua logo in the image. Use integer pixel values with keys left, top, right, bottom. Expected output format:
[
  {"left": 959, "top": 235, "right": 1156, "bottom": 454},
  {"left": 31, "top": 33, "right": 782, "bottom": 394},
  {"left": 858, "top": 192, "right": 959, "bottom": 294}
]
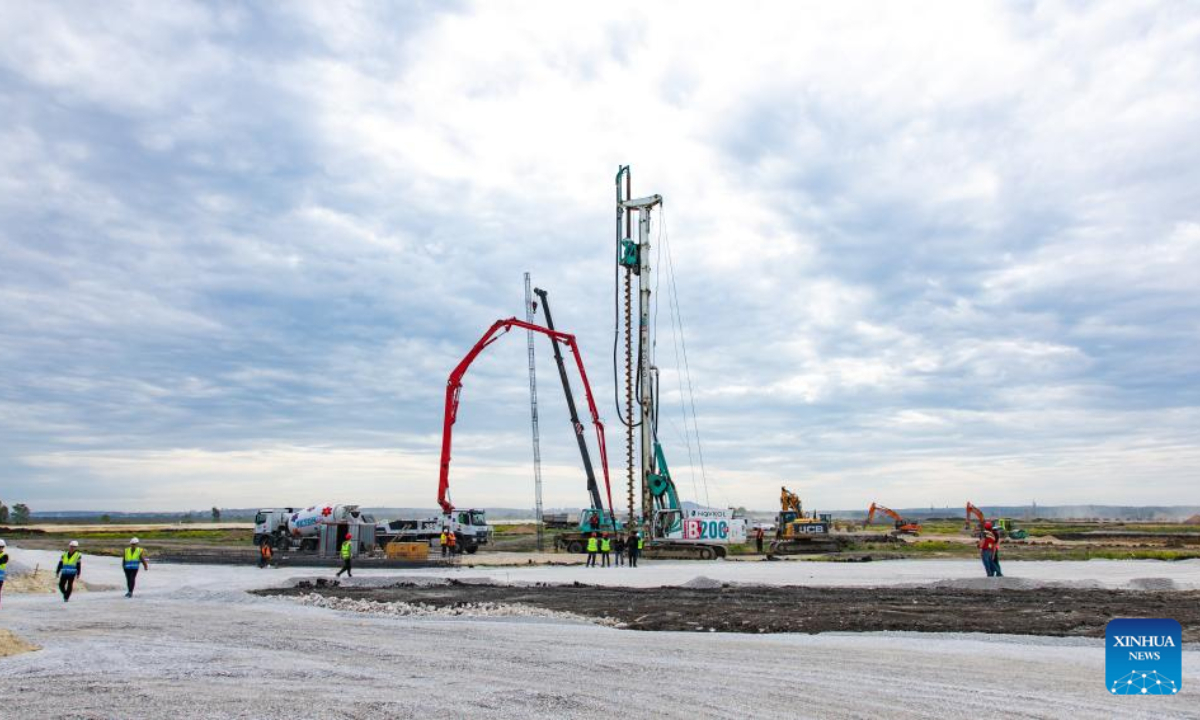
[{"left": 1106, "top": 618, "right": 1182, "bottom": 695}]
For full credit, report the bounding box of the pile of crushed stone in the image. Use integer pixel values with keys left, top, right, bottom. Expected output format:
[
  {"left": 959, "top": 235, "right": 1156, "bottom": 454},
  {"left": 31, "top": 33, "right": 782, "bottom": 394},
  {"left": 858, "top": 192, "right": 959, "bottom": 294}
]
[{"left": 293, "top": 592, "right": 619, "bottom": 626}]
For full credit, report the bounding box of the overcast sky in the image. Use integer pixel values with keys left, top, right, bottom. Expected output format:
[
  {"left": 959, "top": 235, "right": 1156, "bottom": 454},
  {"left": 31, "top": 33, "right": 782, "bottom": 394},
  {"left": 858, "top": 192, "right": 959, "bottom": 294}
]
[{"left": 1, "top": 1, "right": 1198, "bottom": 513}]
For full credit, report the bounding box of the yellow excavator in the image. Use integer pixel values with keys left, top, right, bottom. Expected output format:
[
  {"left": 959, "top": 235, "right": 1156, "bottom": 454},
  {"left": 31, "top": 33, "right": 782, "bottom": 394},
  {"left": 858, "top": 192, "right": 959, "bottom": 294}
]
[{"left": 769, "top": 486, "right": 845, "bottom": 554}]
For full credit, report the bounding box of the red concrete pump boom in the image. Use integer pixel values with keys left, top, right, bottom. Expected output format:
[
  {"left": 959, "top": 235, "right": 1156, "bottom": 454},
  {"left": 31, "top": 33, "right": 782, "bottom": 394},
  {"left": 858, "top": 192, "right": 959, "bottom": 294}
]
[{"left": 437, "top": 317, "right": 614, "bottom": 518}]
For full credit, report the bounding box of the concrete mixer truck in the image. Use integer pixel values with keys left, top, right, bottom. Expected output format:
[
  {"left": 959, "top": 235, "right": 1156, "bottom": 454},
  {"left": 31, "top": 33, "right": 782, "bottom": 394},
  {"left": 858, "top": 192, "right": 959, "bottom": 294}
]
[{"left": 253, "top": 504, "right": 375, "bottom": 553}]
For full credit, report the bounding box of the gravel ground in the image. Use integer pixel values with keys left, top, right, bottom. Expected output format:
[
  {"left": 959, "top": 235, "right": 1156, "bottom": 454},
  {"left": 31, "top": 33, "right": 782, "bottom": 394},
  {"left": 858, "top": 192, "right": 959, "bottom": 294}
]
[{"left": 1, "top": 546, "right": 1198, "bottom": 718}]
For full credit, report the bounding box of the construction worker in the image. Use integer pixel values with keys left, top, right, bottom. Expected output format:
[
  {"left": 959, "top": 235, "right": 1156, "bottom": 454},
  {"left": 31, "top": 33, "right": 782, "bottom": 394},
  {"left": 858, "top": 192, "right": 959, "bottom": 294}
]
[
  {"left": 439, "top": 527, "right": 450, "bottom": 557},
  {"left": 335, "top": 533, "right": 353, "bottom": 578},
  {"left": 628, "top": 531, "right": 641, "bottom": 568},
  {"left": 600, "top": 532, "right": 612, "bottom": 568},
  {"left": 446, "top": 530, "right": 458, "bottom": 555},
  {"left": 754, "top": 526, "right": 765, "bottom": 554},
  {"left": 978, "top": 523, "right": 998, "bottom": 577},
  {"left": 258, "top": 541, "right": 273, "bottom": 568},
  {"left": 122, "top": 537, "right": 149, "bottom": 598},
  {"left": 56, "top": 540, "right": 82, "bottom": 602},
  {"left": 613, "top": 533, "right": 626, "bottom": 566},
  {"left": 988, "top": 522, "right": 1004, "bottom": 577},
  {"left": 0, "top": 538, "right": 8, "bottom": 608},
  {"left": 585, "top": 532, "right": 599, "bottom": 567},
  {"left": 587, "top": 513, "right": 600, "bottom": 533}
]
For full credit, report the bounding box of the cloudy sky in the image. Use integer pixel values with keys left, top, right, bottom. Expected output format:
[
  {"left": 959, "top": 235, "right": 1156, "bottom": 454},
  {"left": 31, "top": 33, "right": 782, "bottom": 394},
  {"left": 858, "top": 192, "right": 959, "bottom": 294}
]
[{"left": 1, "top": 1, "right": 1198, "bottom": 513}]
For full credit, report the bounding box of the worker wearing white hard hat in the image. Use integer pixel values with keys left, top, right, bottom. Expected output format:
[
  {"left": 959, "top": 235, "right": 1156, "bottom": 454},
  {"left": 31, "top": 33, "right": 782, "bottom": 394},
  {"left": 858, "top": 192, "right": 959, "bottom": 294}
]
[
  {"left": 56, "top": 540, "right": 83, "bottom": 602},
  {"left": 122, "top": 537, "right": 149, "bottom": 598},
  {"left": 0, "top": 538, "right": 8, "bottom": 608}
]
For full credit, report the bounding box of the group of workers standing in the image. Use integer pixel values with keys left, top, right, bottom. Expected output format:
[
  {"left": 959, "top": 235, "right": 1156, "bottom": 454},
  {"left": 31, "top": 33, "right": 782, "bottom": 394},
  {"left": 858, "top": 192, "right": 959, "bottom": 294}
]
[
  {"left": 585, "top": 531, "right": 643, "bottom": 567},
  {"left": 0, "top": 537, "right": 148, "bottom": 607},
  {"left": 977, "top": 521, "right": 1005, "bottom": 577},
  {"left": 438, "top": 528, "right": 464, "bottom": 556}
]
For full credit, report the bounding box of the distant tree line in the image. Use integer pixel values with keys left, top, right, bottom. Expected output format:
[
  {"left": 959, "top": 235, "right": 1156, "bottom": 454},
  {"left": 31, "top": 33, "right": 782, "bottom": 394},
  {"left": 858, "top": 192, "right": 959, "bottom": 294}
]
[{"left": 0, "top": 500, "right": 32, "bottom": 525}]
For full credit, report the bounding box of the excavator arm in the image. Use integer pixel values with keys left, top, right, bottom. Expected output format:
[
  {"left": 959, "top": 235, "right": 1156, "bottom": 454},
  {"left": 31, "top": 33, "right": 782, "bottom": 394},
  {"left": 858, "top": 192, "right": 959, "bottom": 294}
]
[
  {"left": 437, "top": 318, "right": 614, "bottom": 519},
  {"left": 965, "top": 502, "right": 986, "bottom": 531},
  {"left": 867, "top": 502, "right": 904, "bottom": 525}
]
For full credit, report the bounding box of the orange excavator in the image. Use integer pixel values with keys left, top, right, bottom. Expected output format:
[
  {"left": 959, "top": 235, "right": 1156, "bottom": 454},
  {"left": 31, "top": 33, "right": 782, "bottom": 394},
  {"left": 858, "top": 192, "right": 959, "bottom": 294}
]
[
  {"left": 964, "top": 502, "right": 986, "bottom": 534},
  {"left": 866, "top": 503, "right": 922, "bottom": 536}
]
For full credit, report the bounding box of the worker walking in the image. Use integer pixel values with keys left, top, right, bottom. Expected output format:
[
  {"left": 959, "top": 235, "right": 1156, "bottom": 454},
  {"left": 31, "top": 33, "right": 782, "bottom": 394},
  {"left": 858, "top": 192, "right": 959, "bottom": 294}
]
[
  {"left": 0, "top": 538, "right": 8, "bottom": 608},
  {"left": 258, "top": 542, "right": 273, "bottom": 568},
  {"left": 613, "top": 533, "right": 626, "bottom": 566},
  {"left": 439, "top": 528, "right": 450, "bottom": 557},
  {"left": 586, "top": 532, "right": 599, "bottom": 567},
  {"left": 987, "top": 522, "right": 1004, "bottom": 577},
  {"left": 754, "top": 527, "right": 765, "bottom": 554},
  {"left": 56, "top": 540, "right": 82, "bottom": 602},
  {"left": 335, "top": 533, "right": 354, "bottom": 578},
  {"left": 600, "top": 532, "right": 612, "bottom": 568},
  {"left": 122, "top": 537, "right": 149, "bottom": 598},
  {"left": 978, "top": 525, "right": 998, "bottom": 577}
]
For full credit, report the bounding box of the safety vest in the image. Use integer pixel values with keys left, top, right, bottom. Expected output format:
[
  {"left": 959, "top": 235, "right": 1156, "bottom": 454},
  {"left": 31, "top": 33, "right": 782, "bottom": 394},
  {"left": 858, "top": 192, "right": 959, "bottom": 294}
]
[
  {"left": 637, "top": 537, "right": 644, "bottom": 550},
  {"left": 439, "top": 532, "right": 448, "bottom": 545},
  {"left": 0, "top": 554, "right": 7, "bottom": 582},
  {"left": 586, "top": 537, "right": 598, "bottom": 553},
  {"left": 600, "top": 538, "right": 611, "bottom": 552},
  {"left": 261, "top": 543, "right": 272, "bottom": 557},
  {"left": 124, "top": 546, "right": 144, "bottom": 570},
  {"left": 447, "top": 533, "right": 457, "bottom": 547},
  {"left": 340, "top": 541, "right": 352, "bottom": 559},
  {"left": 61, "top": 551, "right": 82, "bottom": 576}
]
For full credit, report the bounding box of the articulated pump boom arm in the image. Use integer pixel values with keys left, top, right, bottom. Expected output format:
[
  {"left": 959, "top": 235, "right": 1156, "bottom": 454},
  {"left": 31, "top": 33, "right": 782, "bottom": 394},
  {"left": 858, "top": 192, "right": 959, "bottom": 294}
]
[{"left": 437, "top": 317, "right": 614, "bottom": 518}]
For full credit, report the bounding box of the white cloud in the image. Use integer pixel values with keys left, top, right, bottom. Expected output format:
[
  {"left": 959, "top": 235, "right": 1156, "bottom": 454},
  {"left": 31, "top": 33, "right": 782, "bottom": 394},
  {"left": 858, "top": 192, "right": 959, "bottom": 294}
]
[{"left": 1, "top": 1, "right": 1198, "bottom": 511}]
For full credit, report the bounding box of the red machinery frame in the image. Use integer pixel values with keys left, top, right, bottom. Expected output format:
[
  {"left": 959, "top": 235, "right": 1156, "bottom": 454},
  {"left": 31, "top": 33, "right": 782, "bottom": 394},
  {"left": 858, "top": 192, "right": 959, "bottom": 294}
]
[{"left": 437, "top": 317, "right": 614, "bottom": 518}]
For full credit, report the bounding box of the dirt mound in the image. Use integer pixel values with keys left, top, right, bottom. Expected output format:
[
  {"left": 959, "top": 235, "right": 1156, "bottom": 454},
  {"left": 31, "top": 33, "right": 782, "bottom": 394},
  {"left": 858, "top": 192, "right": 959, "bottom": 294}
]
[
  {"left": 1184, "top": 514, "right": 1200, "bottom": 525},
  {"left": 0, "top": 629, "right": 40, "bottom": 658},
  {"left": 2, "top": 567, "right": 114, "bottom": 594},
  {"left": 680, "top": 576, "right": 724, "bottom": 590},
  {"left": 3, "top": 568, "right": 58, "bottom": 594}
]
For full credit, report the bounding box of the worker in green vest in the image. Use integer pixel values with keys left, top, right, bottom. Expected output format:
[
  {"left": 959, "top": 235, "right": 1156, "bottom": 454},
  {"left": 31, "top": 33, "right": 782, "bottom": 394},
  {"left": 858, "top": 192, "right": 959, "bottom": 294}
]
[
  {"left": 585, "top": 532, "right": 599, "bottom": 567},
  {"left": 122, "top": 537, "right": 149, "bottom": 598},
  {"left": 55, "top": 540, "right": 82, "bottom": 602},
  {"left": 600, "top": 532, "right": 612, "bottom": 568},
  {"left": 0, "top": 538, "right": 8, "bottom": 608},
  {"left": 335, "top": 533, "right": 354, "bottom": 578}
]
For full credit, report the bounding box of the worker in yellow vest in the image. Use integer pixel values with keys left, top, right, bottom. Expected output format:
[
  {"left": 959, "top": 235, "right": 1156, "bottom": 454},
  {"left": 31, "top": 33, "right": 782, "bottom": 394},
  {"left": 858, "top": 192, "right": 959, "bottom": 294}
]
[
  {"left": 439, "top": 528, "right": 450, "bottom": 557},
  {"left": 585, "top": 532, "right": 599, "bottom": 567},
  {"left": 600, "top": 532, "right": 612, "bottom": 568},
  {"left": 55, "top": 540, "right": 83, "bottom": 602},
  {"left": 335, "top": 533, "right": 354, "bottom": 578},
  {"left": 0, "top": 538, "right": 8, "bottom": 608},
  {"left": 122, "top": 537, "right": 149, "bottom": 598}
]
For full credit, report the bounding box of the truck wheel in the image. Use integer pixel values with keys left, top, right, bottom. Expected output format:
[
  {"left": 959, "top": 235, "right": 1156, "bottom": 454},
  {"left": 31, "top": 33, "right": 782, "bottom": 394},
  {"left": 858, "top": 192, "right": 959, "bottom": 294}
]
[
  {"left": 465, "top": 544, "right": 479, "bottom": 555},
  {"left": 699, "top": 547, "right": 715, "bottom": 560},
  {"left": 566, "top": 540, "right": 584, "bottom": 554},
  {"left": 275, "top": 536, "right": 290, "bottom": 551}
]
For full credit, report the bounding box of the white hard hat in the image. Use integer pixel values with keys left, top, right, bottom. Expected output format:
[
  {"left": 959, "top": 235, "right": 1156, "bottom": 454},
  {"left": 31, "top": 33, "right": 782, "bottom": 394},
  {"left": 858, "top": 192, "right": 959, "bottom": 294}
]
[
  {"left": 130, "top": 537, "right": 140, "bottom": 544},
  {"left": 0, "top": 538, "right": 6, "bottom": 547},
  {"left": 69, "top": 540, "right": 79, "bottom": 547}
]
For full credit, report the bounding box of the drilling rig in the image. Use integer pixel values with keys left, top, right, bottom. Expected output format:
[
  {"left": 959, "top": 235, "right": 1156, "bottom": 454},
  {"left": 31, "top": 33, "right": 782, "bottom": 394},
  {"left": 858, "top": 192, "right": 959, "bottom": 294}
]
[{"left": 614, "top": 166, "right": 745, "bottom": 559}]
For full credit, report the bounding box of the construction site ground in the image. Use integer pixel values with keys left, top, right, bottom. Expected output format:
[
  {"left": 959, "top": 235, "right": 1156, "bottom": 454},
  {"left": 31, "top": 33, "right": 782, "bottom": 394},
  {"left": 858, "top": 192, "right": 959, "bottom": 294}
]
[{"left": 2, "top": 546, "right": 1199, "bottom": 718}]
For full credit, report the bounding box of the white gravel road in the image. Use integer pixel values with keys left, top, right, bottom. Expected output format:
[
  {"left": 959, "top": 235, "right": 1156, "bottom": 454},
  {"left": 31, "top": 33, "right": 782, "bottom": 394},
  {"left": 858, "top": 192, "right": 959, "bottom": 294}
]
[{"left": 1, "top": 547, "right": 1197, "bottom": 719}]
